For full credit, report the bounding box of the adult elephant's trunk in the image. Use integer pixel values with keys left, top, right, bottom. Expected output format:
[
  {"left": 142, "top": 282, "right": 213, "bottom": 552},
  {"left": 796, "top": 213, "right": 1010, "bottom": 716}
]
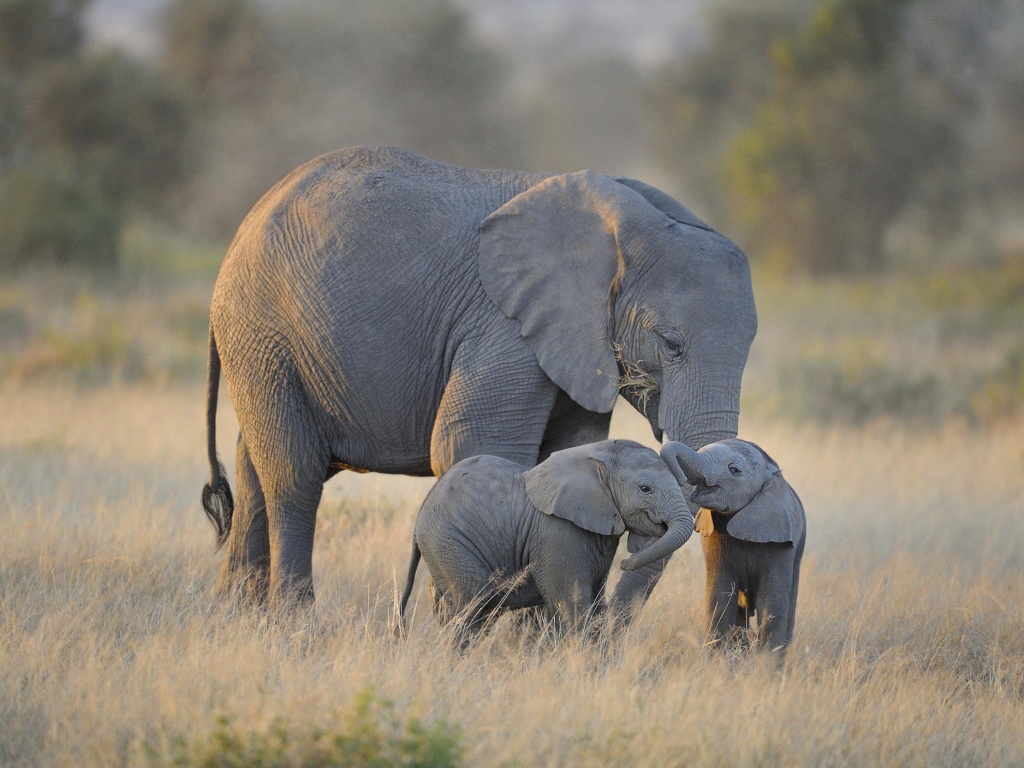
[
  {"left": 658, "top": 366, "right": 742, "bottom": 451},
  {"left": 661, "top": 440, "right": 715, "bottom": 488},
  {"left": 620, "top": 500, "right": 694, "bottom": 572}
]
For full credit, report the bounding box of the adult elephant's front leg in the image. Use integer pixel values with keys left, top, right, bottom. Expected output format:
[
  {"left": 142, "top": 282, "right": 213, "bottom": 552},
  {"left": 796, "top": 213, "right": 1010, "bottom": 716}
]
[
  {"left": 430, "top": 333, "right": 558, "bottom": 473},
  {"left": 537, "top": 391, "right": 612, "bottom": 462}
]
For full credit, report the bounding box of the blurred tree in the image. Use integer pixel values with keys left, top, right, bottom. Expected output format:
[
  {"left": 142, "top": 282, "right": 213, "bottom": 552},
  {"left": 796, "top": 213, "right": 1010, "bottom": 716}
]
[
  {"left": 161, "top": 0, "right": 277, "bottom": 109},
  {"left": 0, "top": 0, "right": 86, "bottom": 76},
  {"left": 0, "top": 161, "right": 119, "bottom": 268},
  {"left": 519, "top": 55, "right": 645, "bottom": 174},
  {"left": 28, "top": 51, "right": 193, "bottom": 210},
  {"left": 379, "top": 1, "right": 517, "bottom": 166},
  {"left": 901, "top": 0, "right": 1024, "bottom": 251},
  {"left": 722, "top": 0, "right": 961, "bottom": 273},
  {"left": 649, "top": 0, "right": 977, "bottom": 274},
  {"left": 0, "top": 71, "right": 20, "bottom": 171},
  {"left": 0, "top": 0, "right": 194, "bottom": 268},
  {"left": 647, "top": 4, "right": 805, "bottom": 222},
  {"left": 0, "top": 0, "right": 89, "bottom": 171},
  {"left": 168, "top": 0, "right": 523, "bottom": 238}
]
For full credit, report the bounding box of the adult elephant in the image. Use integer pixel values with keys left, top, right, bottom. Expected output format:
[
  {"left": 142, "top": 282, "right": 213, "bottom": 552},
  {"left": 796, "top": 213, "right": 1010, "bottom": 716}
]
[{"left": 202, "top": 146, "right": 757, "bottom": 609}]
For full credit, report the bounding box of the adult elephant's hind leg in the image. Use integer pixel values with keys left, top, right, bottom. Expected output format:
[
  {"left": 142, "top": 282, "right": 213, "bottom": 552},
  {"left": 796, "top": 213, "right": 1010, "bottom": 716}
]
[
  {"left": 217, "top": 434, "right": 270, "bottom": 605},
  {"left": 244, "top": 392, "right": 329, "bottom": 611},
  {"left": 264, "top": 468, "right": 325, "bottom": 610}
]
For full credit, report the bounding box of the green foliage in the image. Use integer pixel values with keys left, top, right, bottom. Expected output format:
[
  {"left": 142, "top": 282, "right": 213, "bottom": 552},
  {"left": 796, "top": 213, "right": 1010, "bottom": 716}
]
[
  {"left": 0, "top": 0, "right": 86, "bottom": 76},
  {"left": 647, "top": 6, "right": 801, "bottom": 224},
  {"left": 649, "top": 0, "right": 989, "bottom": 274},
  {"left": 0, "top": 1, "right": 195, "bottom": 269},
  {"left": 780, "top": 0, "right": 913, "bottom": 73},
  {"left": 27, "top": 50, "right": 193, "bottom": 209},
  {"left": 779, "top": 343, "right": 945, "bottom": 422},
  {"left": 0, "top": 162, "right": 120, "bottom": 268},
  {"left": 150, "top": 689, "right": 463, "bottom": 768},
  {"left": 723, "top": 0, "right": 960, "bottom": 273},
  {"left": 1, "top": 291, "right": 146, "bottom": 383},
  {"left": 724, "top": 63, "right": 956, "bottom": 273},
  {"left": 161, "top": 0, "right": 277, "bottom": 108}
]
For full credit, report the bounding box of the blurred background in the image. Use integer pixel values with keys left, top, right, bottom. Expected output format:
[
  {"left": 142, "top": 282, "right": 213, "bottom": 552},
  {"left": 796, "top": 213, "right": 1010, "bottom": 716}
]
[{"left": 1, "top": 0, "right": 1022, "bottom": 427}]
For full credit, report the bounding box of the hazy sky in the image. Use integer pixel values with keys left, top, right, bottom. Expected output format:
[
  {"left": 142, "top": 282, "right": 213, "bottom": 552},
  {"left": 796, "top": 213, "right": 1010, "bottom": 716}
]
[{"left": 86, "top": 0, "right": 710, "bottom": 72}]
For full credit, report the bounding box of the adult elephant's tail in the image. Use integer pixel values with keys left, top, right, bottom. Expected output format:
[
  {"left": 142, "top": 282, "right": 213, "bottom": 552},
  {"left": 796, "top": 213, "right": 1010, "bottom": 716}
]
[
  {"left": 395, "top": 539, "right": 421, "bottom": 637},
  {"left": 201, "top": 326, "right": 233, "bottom": 549}
]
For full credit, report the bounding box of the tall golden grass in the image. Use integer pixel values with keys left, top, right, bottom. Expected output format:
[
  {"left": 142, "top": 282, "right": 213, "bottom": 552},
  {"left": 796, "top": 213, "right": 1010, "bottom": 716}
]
[{"left": 2, "top": 376, "right": 1022, "bottom": 766}]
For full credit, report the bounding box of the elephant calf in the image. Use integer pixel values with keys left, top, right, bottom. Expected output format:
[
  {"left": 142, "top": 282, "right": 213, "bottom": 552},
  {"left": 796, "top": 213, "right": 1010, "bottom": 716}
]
[
  {"left": 662, "top": 439, "right": 806, "bottom": 655},
  {"left": 398, "top": 440, "right": 695, "bottom": 640}
]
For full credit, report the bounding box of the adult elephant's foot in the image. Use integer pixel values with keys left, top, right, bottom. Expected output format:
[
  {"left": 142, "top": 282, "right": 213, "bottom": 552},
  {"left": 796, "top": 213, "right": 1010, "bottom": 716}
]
[
  {"left": 267, "top": 571, "right": 316, "bottom": 614},
  {"left": 215, "top": 560, "right": 270, "bottom": 608}
]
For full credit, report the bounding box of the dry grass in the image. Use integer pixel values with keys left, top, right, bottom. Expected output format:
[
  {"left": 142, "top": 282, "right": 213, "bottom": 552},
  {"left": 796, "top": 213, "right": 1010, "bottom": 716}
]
[{"left": 2, "top": 378, "right": 1022, "bottom": 766}]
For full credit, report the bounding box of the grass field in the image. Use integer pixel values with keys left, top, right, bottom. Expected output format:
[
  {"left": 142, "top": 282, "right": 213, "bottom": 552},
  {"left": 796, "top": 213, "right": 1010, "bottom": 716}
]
[{"left": 1, "top": 260, "right": 1023, "bottom": 766}]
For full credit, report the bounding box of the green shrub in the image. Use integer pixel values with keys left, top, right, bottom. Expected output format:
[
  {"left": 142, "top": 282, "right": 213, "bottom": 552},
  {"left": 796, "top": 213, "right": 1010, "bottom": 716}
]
[
  {"left": 969, "top": 345, "right": 1024, "bottom": 425},
  {"left": 149, "top": 688, "right": 463, "bottom": 768},
  {"left": 2, "top": 293, "right": 146, "bottom": 383},
  {"left": 772, "top": 337, "right": 1024, "bottom": 426},
  {"left": 779, "top": 345, "right": 944, "bottom": 423},
  {"left": 0, "top": 162, "right": 120, "bottom": 268}
]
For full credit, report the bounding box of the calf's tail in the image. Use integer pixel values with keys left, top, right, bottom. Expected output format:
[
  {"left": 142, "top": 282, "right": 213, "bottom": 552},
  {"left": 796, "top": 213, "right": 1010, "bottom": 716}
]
[{"left": 396, "top": 539, "right": 422, "bottom": 637}]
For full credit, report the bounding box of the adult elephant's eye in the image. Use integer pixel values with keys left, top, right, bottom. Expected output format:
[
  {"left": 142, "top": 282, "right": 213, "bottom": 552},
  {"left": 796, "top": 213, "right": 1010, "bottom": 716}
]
[
  {"left": 660, "top": 331, "right": 686, "bottom": 360},
  {"left": 638, "top": 483, "right": 654, "bottom": 494},
  {"left": 728, "top": 464, "right": 742, "bottom": 476}
]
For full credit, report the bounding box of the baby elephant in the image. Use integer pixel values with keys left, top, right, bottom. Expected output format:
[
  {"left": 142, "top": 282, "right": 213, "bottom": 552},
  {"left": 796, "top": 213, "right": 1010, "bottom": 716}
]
[
  {"left": 661, "top": 439, "right": 806, "bottom": 654},
  {"left": 398, "top": 439, "right": 695, "bottom": 639}
]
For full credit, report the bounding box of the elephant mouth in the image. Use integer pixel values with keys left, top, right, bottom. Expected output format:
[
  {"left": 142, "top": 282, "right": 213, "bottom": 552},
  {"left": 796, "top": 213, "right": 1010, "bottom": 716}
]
[
  {"left": 641, "top": 517, "right": 669, "bottom": 537},
  {"left": 690, "top": 482, "right": 721, "bottom": 506}
]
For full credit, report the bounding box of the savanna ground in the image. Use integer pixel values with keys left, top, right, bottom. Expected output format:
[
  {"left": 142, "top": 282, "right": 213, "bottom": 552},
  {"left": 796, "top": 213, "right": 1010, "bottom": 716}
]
[{"left": 2, "top": 238, "right": 1023, "bottom": 766}]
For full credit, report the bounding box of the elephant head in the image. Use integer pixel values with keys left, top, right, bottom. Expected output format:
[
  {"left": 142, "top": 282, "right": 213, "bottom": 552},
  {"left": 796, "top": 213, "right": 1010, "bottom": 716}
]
[
  {"left": 660, "top": 439, "right": 804, "bottom": 544},
  {"left": 523, "top": 440, "right": 695, "bottom": 570},
  {"left": 479, "top": 172, "right": 757, "bottom": 451}
]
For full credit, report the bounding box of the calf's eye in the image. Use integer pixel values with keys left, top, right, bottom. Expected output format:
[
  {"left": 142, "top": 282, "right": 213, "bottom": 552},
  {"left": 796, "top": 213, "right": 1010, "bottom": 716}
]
[{"left": 728, "top": 464, "right": 742, "bottom": 476}]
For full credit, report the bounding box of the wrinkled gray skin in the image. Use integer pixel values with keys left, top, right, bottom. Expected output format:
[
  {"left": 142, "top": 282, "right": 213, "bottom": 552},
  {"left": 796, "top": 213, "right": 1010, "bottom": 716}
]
[
  {"left": 661, "top": 439, "right": 805, "bottom": 654},
  {"left": 202, "top": 146, "right": 757, "bottom": 609},
  {"left": 399, "top": 440, "right": 694, "bottom": 639}
]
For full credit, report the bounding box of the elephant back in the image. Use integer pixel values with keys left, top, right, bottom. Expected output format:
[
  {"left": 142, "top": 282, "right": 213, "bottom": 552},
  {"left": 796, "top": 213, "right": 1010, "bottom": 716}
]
[{"left": 416, "top": 455, "right": 532, "bottom": 551}]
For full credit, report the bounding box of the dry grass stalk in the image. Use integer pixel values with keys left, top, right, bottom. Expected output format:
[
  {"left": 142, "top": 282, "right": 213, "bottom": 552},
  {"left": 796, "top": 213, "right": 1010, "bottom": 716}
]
[{"left": 2, "top": 384, "right": 1023, "bottom": 766}]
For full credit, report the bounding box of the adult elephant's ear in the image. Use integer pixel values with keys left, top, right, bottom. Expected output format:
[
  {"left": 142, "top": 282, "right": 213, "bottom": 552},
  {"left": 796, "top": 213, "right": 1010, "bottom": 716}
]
[
  {"left": 524, "top": 443, "right": 625, "bottom": 537},
  {"left": 479, "top": 171, "right": 666, "bottom": 413},
  {"left": 726, "top": 473, "right": 805, "bottom": 544},
  {"left": 612, "top": 177, "right": 715, "bottom": 232}
]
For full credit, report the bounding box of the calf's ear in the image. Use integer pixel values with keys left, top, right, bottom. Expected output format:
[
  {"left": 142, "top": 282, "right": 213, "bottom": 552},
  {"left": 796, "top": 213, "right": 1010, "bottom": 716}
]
[
  {"left": 726, "top": 473, "right": 805, "bottom": 544},
  {"left": 523, "top": 444, "right": 625, "bottom": 537}
]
